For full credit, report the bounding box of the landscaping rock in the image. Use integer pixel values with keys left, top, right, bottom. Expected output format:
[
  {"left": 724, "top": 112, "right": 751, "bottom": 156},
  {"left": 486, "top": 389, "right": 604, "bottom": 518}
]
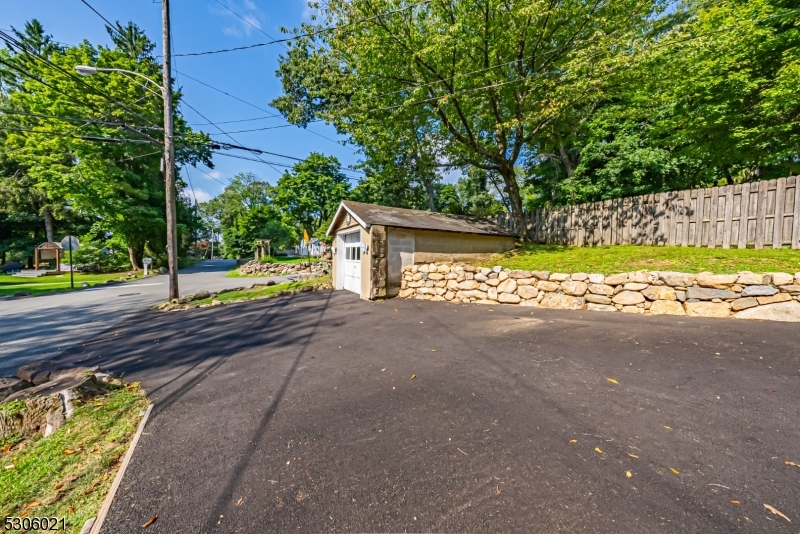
[
  {"left": 193, "top": 290, "right": 211, "bottom": 300},
  {"left": 684, "top": 301, "right": 731, "bottom": 318},
  {"left": 549, "top": 273, "right": 570, "bottom": 282},
  {"left": 585, "top": 294, "right": 612, "bottom": 305},
  {"left": 740, "top": 285, "right": 778, "bottom": 297},
  {"left": 498, "top": 293, "right": 521, "bottom": 304},
  {"left": 757, "top": 293, "right": 792, "bottom": 305},
  {"left": 1, "top": 377, "right": 33, "bottom": 399},
  {"left": 570, "top": 273, "right": 589, "bottom": 281},
  {"left": 560, "top": 281, "right": 588, "bottom": 296},
  {"left": 649, "top": 300, "right": 686, "bottom": 316},
  {"left": 587, "top": 303, "right": 617, "bottom": 312},
  {"left": 588, "top": 274, "right": 605, "bottom": 284},
  {"left": 767, "top": 272, "right": 794, "bottom": 286},
  {"left": 612, "top": 291, "right": 645, "bottom": 305},
  {"left": 458, "top": 280, "right": 480, "bottom": 290},
  {"left": 686, "top": 287, "right": 739, "bottom": 300},
  {"left": 604, "top": 273, "right": 628, "bottom": 285},
  {"left": 537, "top": 281, "right": 561, "bottom": 292},
  {"left": 517, "top": 286, "right": 539, "bottom": 300},
  {"left": 777, "top": 284, "right": 800, "bottom": 294},
  {"left": 530, "top": 271, "right": 550, "bottom": 280},
  {"left": 17, "top": 360, "right": 93, "bottom": 386},
  {"left": 642, "top": 285, "right": 677, "bottom": 301},
  {"left": 730, "top": 297, "right": 759, "bottom": 312},
  {"left": 656, "top": 271, "right": 697, "bottom": 287},
  {"left": 487, "top": 287, "right": 498, "bottom": 300},
  {"left": 497, "top": 278, "right": 518, "bottom": 294},
  {"left": 588, "top": 283, "right": 614, "bottom": 296},
  {"left": 508, "top": 270, "right": 533, "bottom": 279},
  {"left": 734, "top": 300, "right": 800, "bottom": 322},
  {"left": 623, "top": 282, "right": 649, "bottom": 291},
  {"left": 736, "top": 272, "right": 771, "bottom": 285},
  {"left": 622, "top": 306, "right": 645, "bottom": 314},
  {"left": 627, "top": 270, "right": 650, "bottom": 284},
  {"left": 539, "top": 293, "right": 585, "bottom": 310},
  {"left": 696, "top": 272, "right": 739, "bottom": 288}
]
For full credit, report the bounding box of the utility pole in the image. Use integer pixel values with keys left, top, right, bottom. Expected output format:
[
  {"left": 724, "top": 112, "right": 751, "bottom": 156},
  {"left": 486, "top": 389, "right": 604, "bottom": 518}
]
[{"left": 161, "top": 0, "right": 179, "bottom": 301}]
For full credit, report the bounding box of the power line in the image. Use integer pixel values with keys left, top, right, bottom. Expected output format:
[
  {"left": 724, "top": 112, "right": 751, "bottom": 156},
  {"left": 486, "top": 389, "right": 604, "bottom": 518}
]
[
  {"left": 0, "top": 109, "right": 163, "bottom": 131},
  {"left": 78, "top": 0, "right": 121, "bottom": 33},
  {"left": 175, "top": 1, "right": 432, "bottom": 57},
  {"left": 189, "top": 115, "right": 280, "bottom": 126},
  {"left": 0, "top": 126, "right": 153, "bottom": 143},
  {"left": 211, "top": 0, "right": 288, "bottom": 48}
]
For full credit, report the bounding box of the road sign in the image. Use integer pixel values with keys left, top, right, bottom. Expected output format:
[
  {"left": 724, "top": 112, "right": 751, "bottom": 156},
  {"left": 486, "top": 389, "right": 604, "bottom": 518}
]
[
  {"left": 61, "top": 236, "right": 80, "bottom": 252},
  {"left": 143, "top": 258, "right": 153, "bottom": 265}
]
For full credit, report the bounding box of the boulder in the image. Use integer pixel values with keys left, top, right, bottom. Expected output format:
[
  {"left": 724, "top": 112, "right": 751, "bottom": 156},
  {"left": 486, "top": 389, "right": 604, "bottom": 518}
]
[
  {"left": 537, "top": 281, "right": 561, "bottom": 292},
  {"left": 437, "top": 264, "right": 451, "bottom": 273},
  {"left": 696, "top": 272, "right": 739, "bottom": 288},
  {"left": 588, "top": 274, "right": 605, "bottom": 284},
  {"left": 497, "top": 271, "right": 509, "bottom": 281},
  {"left": 741, "top": 285, "right": 778, "bottom": 297},
  {"left": 627, "top": 270, "right": 651, "bottom": 284},
  {"left": 560, "top": 281, "right": 588, "bottom": 296},
  {"left": 656, "top": 271, "right": 697, "bottom": 287},
  {"left": 612, "top": 291, "right": 646, "bottom": 305},
  {"left": 508, "top": 270, "right": 533, "bottom": 279},
  {"left": 734, "top": 301, "right": 800, "bottom": 322},
  {"left": 497, "top": 278, "right": 518, "bottom": 294},
  {"left": 779, "top": 284, "right": 800, "bottom": 294},
  {"left": 516, "top": 278, "right": 536, "bottom": 286},
  {"left": 570, "top": 273, "right": 589, "bottom": 281},
  {"left": 641, "top": 285, "right": 677, "bottom": 301},
  {"left": 498, "top": 293, "right": 522, "bottom": 304},
  {"left": 1, "top": 377, "right": 33, "bottom": 400},
  {"left": 604, "top": 273, "right": 628, "bottom": 286},
  {"left": 585, "top": 294, "right": 612, "bottom": 305},
  {"left": 458, "top": 280, "right": 480, "bottom": 290},
  {"left": 730, "top": 297, "right": 758, "bottom": 312},
  {"left": 649, "top": 300, "right": 685, "bottom": 316},
  {"left": 686, "top": 287, "right": 739, "bottom": 300},
  {"left": 684, "top": 301, "right": 731, "bottom": 318},
  {"left": 588, "top": 283, "right": 615, "bottom": 297},
  {"left": 485, "top": 278, "right": 501, "bottom": 287},
  {"left": 17, "top": 360, "right": 96, "bottom": 386},
  {"left": 517, "top": 286, "right": 539, "bottom": 300},
  {"left": 736, "top": 272, "right": 771, "bottom": 285},
  {"left": 623, "top": 282, "right": 649, "bottom": 291},
  {"left": 549, "top": 273, "right": 570, "bottom": 282},
  {"left": 757, "top": 293, "right": 792, "bottom": 305},
  {"left": 622, "top": 306, "right": 645, "bottom": 314},
  {"left": 539, "top": 293, "right": 585, "bottom": 310},
  {"left": 675, "top": 290, "right": 686, "bottom": 302},
  {"left": 587, "top": 303, "right": 617, "bottom": 312},
  {"left": 193, "top": 290, "right": 211, "bottom": 300},
  {"left": 444, "top": 291, "right": 456, "bottom": 301},
  {"left": 767, "top": 272, "right": 795, "bottom": 286},
  {"left": 427, "top": 272, "right": 444, "bottom": 281},
  {"left": 487, "top": 287, "right": 498, "bottom": 301},
  {"left": 474, "top": 273, "right": 488, "bottom": 282},
  {"left": 530, "top": 271, "right": 550, "bottom": 280}
]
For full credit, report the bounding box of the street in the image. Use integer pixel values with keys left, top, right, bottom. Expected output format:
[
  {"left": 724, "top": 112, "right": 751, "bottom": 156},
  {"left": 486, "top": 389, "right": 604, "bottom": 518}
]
[
  {"left": 0, "top": 260, "right": 291, "bottom": 376},
  {"left": 49, "top": 290, "right": 800, "bottom": 533}
]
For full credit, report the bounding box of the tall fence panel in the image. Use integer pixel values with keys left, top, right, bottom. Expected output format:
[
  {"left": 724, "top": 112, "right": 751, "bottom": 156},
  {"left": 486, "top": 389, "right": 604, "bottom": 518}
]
[{"left": 494, "top": 176, "right": 800, "bottom": 249}]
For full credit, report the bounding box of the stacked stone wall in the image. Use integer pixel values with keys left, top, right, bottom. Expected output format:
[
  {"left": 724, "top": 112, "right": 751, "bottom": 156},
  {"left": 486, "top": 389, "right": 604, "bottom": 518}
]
[{"left": 398, "top": 263, "right": 800, "bottom": 322}]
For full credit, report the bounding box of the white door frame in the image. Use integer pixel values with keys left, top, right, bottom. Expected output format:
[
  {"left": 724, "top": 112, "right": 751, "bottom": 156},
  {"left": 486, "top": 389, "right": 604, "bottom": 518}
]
[{"left": 337, "top": 229, "right": 362, "bottom": 294}]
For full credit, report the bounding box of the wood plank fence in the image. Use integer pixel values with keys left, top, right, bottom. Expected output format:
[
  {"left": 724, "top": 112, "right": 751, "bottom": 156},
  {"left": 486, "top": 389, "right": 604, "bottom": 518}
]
[{"left": 494, "top": 176, "right": 800, "bottom": 249}]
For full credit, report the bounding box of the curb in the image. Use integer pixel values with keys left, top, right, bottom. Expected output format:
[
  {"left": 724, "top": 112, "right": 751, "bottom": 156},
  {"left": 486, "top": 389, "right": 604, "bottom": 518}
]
[{"left": 89, "top": 403, "right": 153, "bottom": 534}]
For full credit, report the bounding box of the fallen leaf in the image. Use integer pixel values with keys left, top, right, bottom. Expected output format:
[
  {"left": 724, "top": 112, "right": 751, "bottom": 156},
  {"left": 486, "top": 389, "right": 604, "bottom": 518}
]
[
  {"left": 764, "top": 504, "right": 790, "bottom": 522},
  {"left": 103, "top": 473, "right": 109, "bottom": 481},
  {"left": 2, "top": 444, "right": 10, "bottom": 453},
  {"left": 381, "top": 368, "right": 386, "bottom": 372},
  {"left": 495, "top": 485, "right": 501, "bottom": 495},
  {"left": 142, "top": 514, "right": 158, "bottom": 528},
  {"left": 431, "top": 349, "right": 436, "bottom": 352},
  {"left": 411, "top": 374, "right": 416, "bottom": 380},
  {"left": 95, "top": 401, "right": 104, "bottom": 406},
  {"left": 626, "top": 471, "right": 632, "bottom": 478},
  {"left": 595, "top": 447, "right": 603, "bottom": 454},
  {"left": 785, "top": 461, "right": 799, "bottom": 469},
  {"left": 606, "top": 378, "right": 618, "bottom": 384},
  {"left": 68, "top": 506, "right": 75, "bottom": 515},
  {"left": 21, "top": 501, "right": 39, "bottom": 511},
  {"left": 669, "top": 467, "right": 680, "bottom": 475},
  {"left": 730, "top": 500, "right": 740, "bottom": 505},
  {"left": 393, "top": 308, "right": 398, "bottom": 312},
  {"left": 236, "top": 498, "right": 244, "bottom": 506},
  {"left": 664, "top": 426, "right": 672, "bottom": 430},
  {"left": 63, "top": 449, "right": 76, "bottom": 455},
  {"left": 627, "top": 453, "right": 639, "bottom": 459},
  {"left": 569, "top": 440, "right": 578, "bottom": 444}
]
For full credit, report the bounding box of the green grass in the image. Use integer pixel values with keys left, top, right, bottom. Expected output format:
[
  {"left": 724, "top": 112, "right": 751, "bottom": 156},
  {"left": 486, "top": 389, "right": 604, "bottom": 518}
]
[
  {"left": 192, "top": 275, "right": 331, "bottom": 306},
  {"left": 0, "top": 384, "right": 149, "bottom": 534},
  {"left": 482, "top": 244, "right": 800, "bottom": 274},
  {"left": 0, "top": 271, "right": 145, "bottom": 297}
]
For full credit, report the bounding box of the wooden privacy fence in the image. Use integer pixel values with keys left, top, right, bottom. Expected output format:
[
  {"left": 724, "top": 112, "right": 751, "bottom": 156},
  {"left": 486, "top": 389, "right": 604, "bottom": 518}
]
[{"left": 494, "top": 176, "right": 800, "bottom": 249}]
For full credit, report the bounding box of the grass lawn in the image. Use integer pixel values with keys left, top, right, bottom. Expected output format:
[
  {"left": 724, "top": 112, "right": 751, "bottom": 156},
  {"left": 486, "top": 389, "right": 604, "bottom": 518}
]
[
  {"left": 482, "top": 244, "right": 800, "bottom": 274},
  {"left": 0, "top": 272, "right": 144, "bottom": 297},
  {"left": 192, "top": 275, "right": 331, "bottom": 306},
  {"left": 0, "top": 383, "right": 149, "bottom": 534}
]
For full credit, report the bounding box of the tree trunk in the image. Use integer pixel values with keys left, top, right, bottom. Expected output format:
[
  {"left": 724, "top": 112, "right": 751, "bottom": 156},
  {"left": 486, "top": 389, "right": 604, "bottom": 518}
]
[
  {"left": 128, "top": 247, "right": 142, "bottom": 271},
  {"left": 558, "top": 143, "right": 576, "bottom": 178},
  {"left": 498, "top": 165, "right": 527, "bottom": 241},
  {"left": 422, "top": 177, "right": 437, "bottom": 212},
  {"left": 43, "top": 207, "right": 54, "bottom": 243}
]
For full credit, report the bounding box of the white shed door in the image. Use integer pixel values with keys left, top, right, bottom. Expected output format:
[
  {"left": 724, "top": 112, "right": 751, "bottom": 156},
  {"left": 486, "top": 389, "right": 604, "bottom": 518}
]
[{"left": 342, "top": 232, "right": 362, "bottom": 294}]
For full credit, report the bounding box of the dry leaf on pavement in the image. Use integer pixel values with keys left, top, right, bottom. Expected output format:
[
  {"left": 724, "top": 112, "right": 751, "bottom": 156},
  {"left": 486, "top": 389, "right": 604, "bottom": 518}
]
[
  {"left": 569, "top": 440, "right": 578, "bottom": 444},
  {"left": 669, "top": 467, "right": 680, "bottom": 475},
  {"left": 606, "top": 378, "right": 618, "bottom": 384},
  {"left": 627, "top": 453, "right": 639, "bottom": 459},
  {"left": 730, "top": 500, "right": 740, "bottom": 505},
  {"left": 142, "top": 514, "right": 158, "bottom": 528},
  {"left": 595, "top": 447, "right": 603, "bottom": 454},
  {"left": 785, "top": 461, "right": 799, "bottom": 469},
  {"left": 411, "top": 374, "right": 416, "bottom": 380},
  {"left": 764, "top": 504, "right": 790, "bottom": 522},
  {"left": 626, "top": 471, "right": 632, "bottom": 478}
]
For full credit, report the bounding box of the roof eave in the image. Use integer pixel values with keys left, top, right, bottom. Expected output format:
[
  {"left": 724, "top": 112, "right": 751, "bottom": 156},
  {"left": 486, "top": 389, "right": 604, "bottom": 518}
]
[{"left": 326, "top": 201, "right": 368, "bottom": 237}]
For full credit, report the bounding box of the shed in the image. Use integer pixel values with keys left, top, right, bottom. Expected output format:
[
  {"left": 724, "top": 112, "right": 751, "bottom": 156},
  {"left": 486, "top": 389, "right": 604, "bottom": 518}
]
[{"left": 326, "top": 201, "right": 517, "bottom": 299}]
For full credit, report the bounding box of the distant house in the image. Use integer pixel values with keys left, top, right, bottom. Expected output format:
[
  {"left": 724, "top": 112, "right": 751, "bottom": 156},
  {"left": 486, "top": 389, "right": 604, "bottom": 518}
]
[
  {"left": 326, "top": 201, "right": 516, "bottom": 299},
  {"left": 295, "top": 238, "right": 326, "bottom": 257}
]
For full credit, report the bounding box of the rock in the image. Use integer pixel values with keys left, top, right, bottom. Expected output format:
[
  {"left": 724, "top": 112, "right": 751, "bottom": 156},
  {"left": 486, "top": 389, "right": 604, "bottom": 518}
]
[
  {"left": 622, "top": 306, "right": 645, "bottom": 314},
  {"left": 79, "top": 518, "right": 96, "bottom": 534},
  {"left": 560, "top": 281, "right": 588, "bottom": 296},
  {"left": 627, "top": 270, "right": 650, "bottom": 284},
  {"left": 211, "top": 299, "right": 223, "bottom": 306},
  {"left": 684, "top": 301, "right": 731, "bottom": 318},
  {"left": 517, "top": 286, "right": 539, "bottom": 300},
  {"left": 430, "top": 295, "right": 446, "bottom": 302},
  {"left": 539, "top": 293, "right": 585, "bottom": 310},
  {"left": 487, "top": 287, "right": 498, "bottom": 300},
  {"left": 587, "top": 274, "right": 605, "bottom": 284},
  {"left": 767, "top": 272, "right": 794, "bottom": 286},
  {"left": 444, "top": 291, "right": 456, "bottom": 301},
  {"left": 588, "top": 283, "right": 614, "bottom": 297},
  {"left": 779, "top": 284, "right": 800, "bottom": 294},
  {"left": 649, "top": 300, "right": 686, "bottom": 316},
  {"left": 587, "top": 303, "right": 617, "bottom": 312},
  {"left": 1, "top": 377, "right": 33, "bottom": 399},
  {"left": 474, "top": 299, "right": 495, "bottom": 305},
  {"left": 604, "top": 273, "right": 628, "bottom": 286},
  {"left": 612, "top": 291, "right": 646, "bottom": 305},
  {"left": 740, "top": 285, "right": 778, "bottom": 297},
  {"left": 623, "top": 282, "right": 649, "bottom": 291},
  {"left": 516, "top": 278, "right": 536, "bottom": 286},
  {"left": 549, "top": 273, "right": 570, "bottom": 282},
  {"left": 446, "top": 280, "right": 459, "bottom": 290},
  {"left": 508, "top": 270, "right": 533, "bottom": 279},
  {"left": 736, "top": 272, "right": 771, "bottom": 285},
  {"left": 192, "top": 290, "right": 211, "bottom": 300},
  {"left": 757, "top": 293, "right": 792, "bottom": 305},
  {"left": 519, "top": 300, "right": 539, "bottom": 307},
  {"left": 641, "top": 285, "right": 677, "bottom": 301},
  {"left": 437, "top": 264, "right": 451, "bottom": 273},
  {"left": 474, "top": 273, "right": 488, "bottom": 282},
  {"left": 530, "top": 271, "right": 550, "bottom": 280},
  {"left": 537, "top": 281, "right": 561, "bottom": 292},
  {"left": 734, "top": 301, "right": 800, "bottom": 322},
  {"left": 497, "top": 271, "right": 509, "bottom": 281},
  {"left": 730, "top": 297, "right": 759, "bottom": 312},
  {"left": 485, "top": 278, "right": 501, "bottom": 287},
  {"left": 498, "top": 293, "right": 521, "bottom": 304},
  {"left": 570, "top": 273, "right": 589, "bottom": 281},
  {"left": 686, "top": 287, "right": 739, "bottom": 300},
  {"left": 457, "top": 290, "right": 488, "bottom": 300},
  {"left": 17, "top": 360, "right": 95, "bottom": 386},
  {"left": 478, "top": 283, "right": 489, "bottom": 292},
  {"left": 428, "top": 273, "right": 444, "bottom": 281},
  {"left": 675, "top": 290, "right": 686, "bottom": 302},
  {"left": 491, "top": 265, "right": 502, "bottom": 273},
  {"left": 585, "top": 294, "right": 612, "bottom": 305},
  {"left": 458, "top": 280, "right": 480, "bottom": 290},
  {"left": 696, "top": 272, "right": 739, "bottom": 288},
  {"left": 656, "top": 272, "right": 697, "bottom": 287},
  {"left": 497, "top": 278, "right": 518, "bottom": 294},
  {"left": 418, "top": 264, "right": 429, "bottom": 273}
]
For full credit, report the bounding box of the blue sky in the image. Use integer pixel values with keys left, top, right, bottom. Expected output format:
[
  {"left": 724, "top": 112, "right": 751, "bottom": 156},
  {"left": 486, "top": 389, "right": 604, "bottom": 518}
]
[{"left": 3, "top": 0, "right": 360, "bottom": 203}]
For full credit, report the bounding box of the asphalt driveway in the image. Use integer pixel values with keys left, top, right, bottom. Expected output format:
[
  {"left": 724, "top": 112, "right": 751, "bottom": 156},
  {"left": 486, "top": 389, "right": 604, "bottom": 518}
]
[{"left": 55, "top": 290, "right": 799, "bottom": 533}]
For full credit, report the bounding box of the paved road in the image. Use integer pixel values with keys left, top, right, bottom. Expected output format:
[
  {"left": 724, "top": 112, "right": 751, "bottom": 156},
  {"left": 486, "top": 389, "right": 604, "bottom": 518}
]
[
  {"left": 51, "top": 291, "right": 799, "bottom": 533},
  {"left": 0, "top": 260, "right": 291, "bottom": 376}
]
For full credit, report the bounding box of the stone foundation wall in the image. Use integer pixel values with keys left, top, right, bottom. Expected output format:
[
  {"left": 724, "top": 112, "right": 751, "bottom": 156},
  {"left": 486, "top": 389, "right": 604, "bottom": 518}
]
[{"left": 398, "top": 263, "right": 800, "bottom": 322}]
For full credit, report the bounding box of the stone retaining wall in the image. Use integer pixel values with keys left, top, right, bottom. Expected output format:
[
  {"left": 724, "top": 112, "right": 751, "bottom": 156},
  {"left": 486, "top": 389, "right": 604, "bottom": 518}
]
[{"left": 398, "top": 263, "right": 800, "bottom": 322}]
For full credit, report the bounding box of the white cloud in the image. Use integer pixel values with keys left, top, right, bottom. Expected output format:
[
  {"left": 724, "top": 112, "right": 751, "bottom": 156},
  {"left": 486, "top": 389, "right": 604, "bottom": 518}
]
[
  {"left": 243, "top": 0, "right": 257, "bottom": 11},
  {"left": 193, "top": 189, "right": 213, "bottom": 203},
  {"left": 204, "top": 170, "right": 225, "bottom": 181},
  {"left": 211, "top": 1, "right": 264, "bottom": 38}
]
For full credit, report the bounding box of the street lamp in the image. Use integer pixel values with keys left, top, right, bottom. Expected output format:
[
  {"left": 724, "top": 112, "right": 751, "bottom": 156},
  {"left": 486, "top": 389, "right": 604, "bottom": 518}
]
[{"left": 74, "top": 54, "right": 180, "bottom": 301}]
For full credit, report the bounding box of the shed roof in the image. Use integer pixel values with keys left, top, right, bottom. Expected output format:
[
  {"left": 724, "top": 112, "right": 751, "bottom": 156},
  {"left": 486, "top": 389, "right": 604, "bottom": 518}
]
[{"left": 327, "top": 200, "right": 517, "bottom": 237}]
